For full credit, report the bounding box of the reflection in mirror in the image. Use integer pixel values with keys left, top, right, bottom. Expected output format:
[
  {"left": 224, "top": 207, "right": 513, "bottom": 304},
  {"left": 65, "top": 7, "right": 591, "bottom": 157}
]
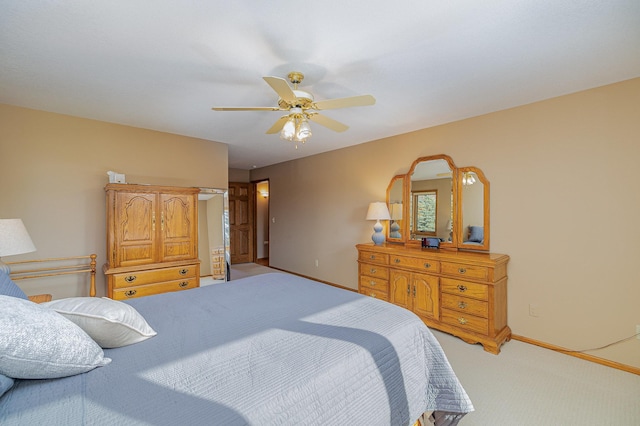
[
  {"left": 198, "top": 188, "right": 230, "bottom": 283},
  {"left": 412, "top": 190, "right": 437, "bottom": 235},
  {"left": 409, "top": 157, "right": 454, "bottom": 245},
  {"left": 386, "top": 175, "right": 404, "bottom": 241},
  {"left": 459, "top": 168, "right": 489, "bottom": 250}
]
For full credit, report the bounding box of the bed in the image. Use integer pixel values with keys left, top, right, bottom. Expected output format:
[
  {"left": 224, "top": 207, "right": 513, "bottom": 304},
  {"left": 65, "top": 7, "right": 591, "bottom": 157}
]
[{"left": 1, "top": 266, "right": 472, "bottom": 425}]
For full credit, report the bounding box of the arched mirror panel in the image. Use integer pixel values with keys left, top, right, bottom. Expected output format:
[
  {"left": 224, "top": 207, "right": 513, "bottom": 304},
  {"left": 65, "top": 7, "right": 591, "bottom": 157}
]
[
  {"left": 405, "top": 155, "right": 457, "bottom": 249},
  {"left": 386, "top": 175, "right": 405, "bottom": 242},
  {"left": 458, "top": 167, "right": 490, "bottom": 251}
]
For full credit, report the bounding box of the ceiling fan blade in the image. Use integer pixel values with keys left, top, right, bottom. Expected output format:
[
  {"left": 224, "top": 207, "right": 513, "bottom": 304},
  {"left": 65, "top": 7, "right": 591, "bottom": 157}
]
[
  {"left": 313, "top": 94, "right": 376, "bottom": 110},
  {"left": 263, "top": 76, "right": 297, "bottom": 103},
  {"left": 308, "top": 113, "right": 349, "bottom": 132},
  {"left": 266, "top": 116, "right": 289, "bottom": 134},
  {"left": 212, "top": 106, "right": 281, "bottom": 111}
]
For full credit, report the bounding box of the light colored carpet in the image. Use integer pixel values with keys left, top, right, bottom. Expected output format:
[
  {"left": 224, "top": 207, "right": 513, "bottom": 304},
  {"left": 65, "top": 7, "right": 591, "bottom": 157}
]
[
  {"left": 230, "top": 263, "right": 276, "bottom": 280},
  {"left": 431, "top": 329, "right": 640, "bottom": 425}
]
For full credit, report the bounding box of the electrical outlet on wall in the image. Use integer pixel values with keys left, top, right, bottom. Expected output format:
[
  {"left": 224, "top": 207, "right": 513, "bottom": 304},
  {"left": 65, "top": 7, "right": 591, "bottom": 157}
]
[{"left": 529, "top": 304, "right": 539, "bottom": 317}]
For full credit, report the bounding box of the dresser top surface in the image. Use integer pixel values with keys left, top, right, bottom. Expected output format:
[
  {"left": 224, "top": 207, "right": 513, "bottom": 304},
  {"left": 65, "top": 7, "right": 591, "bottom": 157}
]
[{"left": 356, "top": 243, "right": 509, "bottom": 265}]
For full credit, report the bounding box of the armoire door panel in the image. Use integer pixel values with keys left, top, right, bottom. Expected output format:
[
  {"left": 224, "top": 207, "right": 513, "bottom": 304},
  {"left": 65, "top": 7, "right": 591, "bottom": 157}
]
[
  {"left": 115, "top": 192, "right": 156, "bottom": 266},
  {"left": 160, "top": 194, "right": 197, "bottom": 262}
]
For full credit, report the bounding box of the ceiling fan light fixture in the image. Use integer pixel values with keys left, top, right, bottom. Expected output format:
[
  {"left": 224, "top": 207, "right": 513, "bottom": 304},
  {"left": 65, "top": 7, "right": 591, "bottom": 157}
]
[
  {"left": 296, "top": 117, "right": 312, "bottom": 140},
  {"left": 280, "top": 117, "right": 296, "bottom": 141}
]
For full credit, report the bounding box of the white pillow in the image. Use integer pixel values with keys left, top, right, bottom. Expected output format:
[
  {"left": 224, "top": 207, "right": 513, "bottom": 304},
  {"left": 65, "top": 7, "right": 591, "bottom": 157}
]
[
  {"left": 0, "top": 295, "right": 111, "bottom": 379},
  {"left": 43, "top": 297, "right": 157, "bottom": 348}
]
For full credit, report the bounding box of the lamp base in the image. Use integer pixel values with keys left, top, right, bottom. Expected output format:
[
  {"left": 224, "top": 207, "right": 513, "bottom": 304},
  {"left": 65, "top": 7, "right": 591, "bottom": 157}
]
[{"left": 371, "top": 220, "right": 385, "bottom": 245}]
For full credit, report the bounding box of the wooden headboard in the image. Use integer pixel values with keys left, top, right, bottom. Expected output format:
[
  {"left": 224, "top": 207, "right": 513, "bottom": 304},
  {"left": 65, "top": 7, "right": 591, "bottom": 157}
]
[{"left": 8, "top": 254, "right": 97, "bottom": 302}]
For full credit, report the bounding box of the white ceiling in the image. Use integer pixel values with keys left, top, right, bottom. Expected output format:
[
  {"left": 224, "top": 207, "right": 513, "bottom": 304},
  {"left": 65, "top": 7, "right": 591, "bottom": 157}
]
[{"left": 2, "top": 1, "right": 639, "bottom": 170}]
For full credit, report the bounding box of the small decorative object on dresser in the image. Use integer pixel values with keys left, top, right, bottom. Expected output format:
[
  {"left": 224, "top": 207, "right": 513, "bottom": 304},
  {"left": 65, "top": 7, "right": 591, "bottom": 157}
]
[
  {"left": 104, "top": 184, "right": 200, "bottom": 300},
  {"left": 358, "top": 154, "right": 511, "bottom": 354}
]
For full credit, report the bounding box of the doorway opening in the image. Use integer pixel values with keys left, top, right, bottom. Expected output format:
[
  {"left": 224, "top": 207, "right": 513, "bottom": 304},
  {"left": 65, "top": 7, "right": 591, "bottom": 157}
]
[{"left": 254, "top": 179, "right": 270, "bottom": 266}]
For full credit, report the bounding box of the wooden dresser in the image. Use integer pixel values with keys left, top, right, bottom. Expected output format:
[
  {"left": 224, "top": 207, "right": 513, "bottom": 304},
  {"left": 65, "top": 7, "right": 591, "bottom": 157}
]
[
  {"left": 357, "top": 243, "right": 510, "bottom": 354},
  {"left": 104, "top": 184, "right": 200, "bottom": 300}
]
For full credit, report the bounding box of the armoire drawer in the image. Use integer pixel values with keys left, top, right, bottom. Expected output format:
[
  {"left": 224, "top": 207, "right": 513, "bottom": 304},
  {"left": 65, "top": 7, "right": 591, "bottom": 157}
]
[
  {"left": 441, "top": 309, "right": 488, "bottom": 335},
  {"left": 441, "top": 278, "right": 488, "bottom": 301},
  {"left": 360, "top": 263, "right": 389, "bottom": 279},
  {"left": 112, "top": 278, "right": 198, "bottom": 300},
  {"left": 390, "top": 255, "right": 440, "bottom": 273},
  {"left": 112, "top": 265, "right": 197, "bottom": 288},
  {"left": 359, "top": 251, "right": 389, "bottom": 266},
  {"left": 440, "top": 262, "right": 488, "bottom": 280},
  {"left": 441, "top": 293, "right": 488, "bottom": 318}
]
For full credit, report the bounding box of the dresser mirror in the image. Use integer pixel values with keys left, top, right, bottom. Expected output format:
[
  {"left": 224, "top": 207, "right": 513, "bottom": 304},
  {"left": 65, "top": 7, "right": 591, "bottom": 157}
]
[
  {"left": 386, "top": 154, "right": 489, "bottom": 251},
  {"left": 386, "top": 175, "right": 405, "bottom": 242},
  {"left": 458, "top": 167, "right": 490, "bottom": 251}
]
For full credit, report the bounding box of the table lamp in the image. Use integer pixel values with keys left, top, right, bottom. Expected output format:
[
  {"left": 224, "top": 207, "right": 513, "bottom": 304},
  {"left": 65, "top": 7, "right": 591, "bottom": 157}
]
[
  {"left": 366, "top": 202, "right": 391, "bottom": 245},
  {"left": 0, "top": 219, "right": 36, "bottom": 274}
]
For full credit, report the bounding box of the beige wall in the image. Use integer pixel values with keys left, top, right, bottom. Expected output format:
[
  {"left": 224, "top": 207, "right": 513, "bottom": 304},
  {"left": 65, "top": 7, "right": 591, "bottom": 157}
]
[
  {"left": 0, "top": 104, "right": 228, "bottom": 298},
  {"left": 251, "top": 78, "right": 640, "bottom": 369}
]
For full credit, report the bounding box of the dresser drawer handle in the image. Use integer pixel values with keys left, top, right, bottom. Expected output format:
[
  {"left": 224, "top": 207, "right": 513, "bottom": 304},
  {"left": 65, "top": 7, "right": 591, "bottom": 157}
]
[
  {"left": 370, "top": 268, "right": 376, "bottom": 274},
  {"left": 369, "top": 255, "right": 376, "bottom": 260},
  {"left": 457, "top": 285, "right": 467, "bottom": 292},
  {"left": 369, "top": 280, "right": 377, "bottom": 286},
  {"left": 458, "top": 317, "right": 467, "bottom": 325},
  {"left": 124, "top": 275, "right": 137, "bottom": 283},
  {"left": 458, "top": 268, "right": 466, "bottom": 274},
  {"left": 424, "top": 263, "right": 431, "bottom": 269},
  {"left": 179, "top": 268, "right": 189, "bottom": 276},
  {"left": 369, "top": 293, "right": 377, "bottom": 298},
  {"left": 458, "top": 301, "right": 467, "bottom": 309},
  {"left": 124, "top": 289, "right": 137, "bottom": 297},
  {"left": 394, "top": 258, "right": 401, "bottom": 263},
  {"left": 179, "top": 281, "right": 189, "bottom": 288}
]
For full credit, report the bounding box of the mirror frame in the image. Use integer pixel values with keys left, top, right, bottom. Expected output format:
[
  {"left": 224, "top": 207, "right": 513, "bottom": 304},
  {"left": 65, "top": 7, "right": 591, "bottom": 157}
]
[
  {"left": 404, "top": 154, "right": 458, "bottom": 250},
  {"left": 385, "top": 154, "right": 490, "bottom": 251},
  {"left": 386, "top": 175, "right": 406, "bottom": 243},
  {"left": 457, "top": 166, "right": 490, "bottom": 251}
]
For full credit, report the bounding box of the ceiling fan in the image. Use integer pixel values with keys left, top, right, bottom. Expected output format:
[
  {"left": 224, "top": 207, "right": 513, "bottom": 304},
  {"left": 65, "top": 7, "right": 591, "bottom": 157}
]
[{"left": 212, "top": 71, "right": 375, "bottom": 146}]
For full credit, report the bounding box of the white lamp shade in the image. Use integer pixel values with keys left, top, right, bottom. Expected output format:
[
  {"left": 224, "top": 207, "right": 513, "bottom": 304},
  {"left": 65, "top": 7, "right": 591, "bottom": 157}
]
[
  {"left": 366, "top": 202, "right": 391, "bottom": 220},
  {"left": 0, "top": 219, "right": 36, "bottom": 257}
]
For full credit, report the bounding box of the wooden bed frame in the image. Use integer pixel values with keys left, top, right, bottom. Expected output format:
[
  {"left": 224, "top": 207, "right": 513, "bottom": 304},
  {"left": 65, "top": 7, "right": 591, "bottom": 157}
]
[{"left": 8, "top": 254, "right": 97, "bottom": 302}]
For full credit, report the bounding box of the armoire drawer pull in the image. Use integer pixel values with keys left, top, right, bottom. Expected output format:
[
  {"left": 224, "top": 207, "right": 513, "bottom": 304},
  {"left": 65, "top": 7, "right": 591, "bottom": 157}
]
[
  {"left": 369, "top": 280, "right": 376, "bottom": 286},
  {"left": 124, "top": 289, "right": 137, "bottom": 297},
  {"left": 458, "top": 317, "right": 467, "bottom": 325},
  {"left": 458, "top": 301, "right": 467, "bottom": 309},
  {"left": 458, "top": 268, "right": 466, "bottom": 274},
  {"left": 179, "top": 281, "right": 189, "bottom": 288},
  {"left": 457, "top": 284, "right": 467, "bottom": 292},
  {"left": 424, "top": 263, "right": 431, "bottom": 268},
  {"left": 179, "top": 268, "right": 189, "bottom": 275},
  {"left": 124, "top": 275, "right": 137, "bottom": 283}
]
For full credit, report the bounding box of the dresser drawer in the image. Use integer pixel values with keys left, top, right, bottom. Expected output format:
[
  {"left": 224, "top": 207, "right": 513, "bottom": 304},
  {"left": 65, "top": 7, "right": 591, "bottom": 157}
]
[
  {"left": 112, "top": 265, "right": 197, "bottom": 288},
  {"left": 112, "top": 278, "right": 197, "bottom": 300},
  {"left": 360, "top": 263, "right": 389, "bottom": 279},
  {"left": 441, "top": 293, "right": 488, "bottom": 318},
  {"left": 359, "top": 251, "right": 389, "bottom": 266},
  {"left": 359, "top": 287, "right": 388, "bottom": 301},
  {"left": 390, "top": 255, "right": 440, "bottom": 273},
  {"left": 441, "top": 308, "right": 488, "bottom": 335},
  {"left": 441, "top": 262, "right": 488, "bottom": 280},
  {"left": 441, "top": 278, "right": 488, "bottom": 301},
  {"left": 359, "top": 275, "right": 389, "bottom": 293}
]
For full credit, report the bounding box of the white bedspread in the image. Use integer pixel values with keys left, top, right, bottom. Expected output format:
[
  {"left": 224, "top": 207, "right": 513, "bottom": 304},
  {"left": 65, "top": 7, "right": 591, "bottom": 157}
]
[{"left": 1, "top": 272, "right": 472, "bottom": 425}]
